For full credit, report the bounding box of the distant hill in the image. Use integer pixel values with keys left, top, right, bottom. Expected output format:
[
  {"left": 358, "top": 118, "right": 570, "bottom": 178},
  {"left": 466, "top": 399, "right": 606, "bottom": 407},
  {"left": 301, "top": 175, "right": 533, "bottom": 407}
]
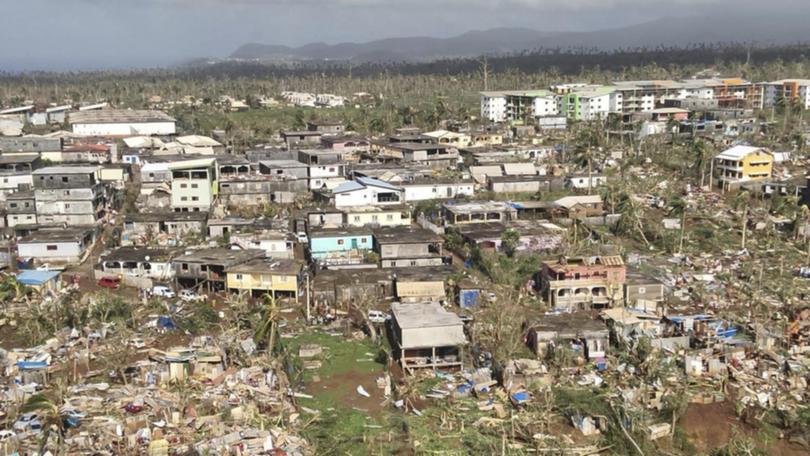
[{"left": 230, "top": 14, "right": 810, "bottom": 63}]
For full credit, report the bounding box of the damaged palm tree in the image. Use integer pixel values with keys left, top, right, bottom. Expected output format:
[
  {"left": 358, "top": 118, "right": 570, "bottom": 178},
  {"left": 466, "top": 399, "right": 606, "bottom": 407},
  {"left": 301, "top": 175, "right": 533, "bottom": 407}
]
[{"left": 254, "top": 293, "right": 282, "bottom": 354}]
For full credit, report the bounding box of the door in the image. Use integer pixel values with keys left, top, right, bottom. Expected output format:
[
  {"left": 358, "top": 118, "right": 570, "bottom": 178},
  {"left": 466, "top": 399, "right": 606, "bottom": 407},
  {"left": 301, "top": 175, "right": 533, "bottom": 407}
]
[{"left": 351, "top": 238, "right": 358, "bottom": 249}]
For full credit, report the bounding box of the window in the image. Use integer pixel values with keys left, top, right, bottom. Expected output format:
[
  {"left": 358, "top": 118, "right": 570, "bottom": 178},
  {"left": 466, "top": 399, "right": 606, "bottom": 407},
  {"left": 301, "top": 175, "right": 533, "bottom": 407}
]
[
  {"left": 26, "top": 215, "right": 32, "bottom": 220},
  {"left": 372, "top": 215, "right": 378, "bottom": 222},
  {"left": 200, "top": 265, "right": 208, "bottom": 272},
  {"left": 235, "top": 274, "right": 243, "bottom": 280},
  {"left": 361, "top": 238, "right": 367, "bottom": 243},
  {"left": 337, "top": 239, "right": 344, "bottom": 245},
  {"left": 191, "top": 196, "right": 199, "bottom": 201},
  {"left": 65, "top": 204, "right": 70, "bottom": 209},
  {"left": 9, "top": 203, "right": 16, "bottom": 208},
  {"left": 62, "top": 177, "right": 69, "bottom": 183},
  {"left": 180, "top": 183, "right": 188, "bottom": 188},
  {"left": 181, "top": 197, "right": 188, "bottom": 201},
  {"left": 46, "top": 245, "right": 58, "bottom": 251},
  {"left": 386, "top": 214, "right": 393, "bottom": 221},
  {"left": 181, "top": 263, "right": 189, "bottom": 271},
  {"left": 191, "top": 184, "right": 198, "bottom": 189},
  {"left": 353, "top": 216, "right": 360, "bottom": 222},
  {"left": 2, "top": 178, "right": 6, "bottom": 183},
  {"left": 410, "top": 261, "right": 417, "bottom": 266}
]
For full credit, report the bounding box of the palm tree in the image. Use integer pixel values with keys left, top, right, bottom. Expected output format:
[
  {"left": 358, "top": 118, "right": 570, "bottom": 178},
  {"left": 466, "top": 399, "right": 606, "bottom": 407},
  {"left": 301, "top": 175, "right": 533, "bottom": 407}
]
[
  {"left": 668, "top": 197, "right": 688, "bottom": 255},
  {"left": 22, "top": 390, "right": 66, "bottom": 455},
  {"left": 734, "top": 190, "right": 752, "bottom": 250},
  {"left": 254, "top": 293, "right": 281, "bottom": 354}
]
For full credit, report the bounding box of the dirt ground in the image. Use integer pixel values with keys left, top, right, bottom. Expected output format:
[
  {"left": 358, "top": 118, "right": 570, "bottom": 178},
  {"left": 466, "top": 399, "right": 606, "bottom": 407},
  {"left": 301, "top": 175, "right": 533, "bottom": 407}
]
[{"left": 682, "top": 401, "right": 810, "bottom": 456}]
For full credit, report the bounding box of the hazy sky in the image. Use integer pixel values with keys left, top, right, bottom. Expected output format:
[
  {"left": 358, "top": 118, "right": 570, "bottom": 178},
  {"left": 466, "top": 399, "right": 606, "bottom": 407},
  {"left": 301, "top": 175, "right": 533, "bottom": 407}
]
[{"left": 1, "top": 0, "right": 807, "bottom": 71}]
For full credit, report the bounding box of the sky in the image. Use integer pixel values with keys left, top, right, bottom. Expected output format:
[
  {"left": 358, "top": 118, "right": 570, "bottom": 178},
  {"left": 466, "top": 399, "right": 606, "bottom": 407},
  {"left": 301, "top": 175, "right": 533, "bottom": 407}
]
[{"left": 1, "top": 0, "right": 808, "bottom": 71}]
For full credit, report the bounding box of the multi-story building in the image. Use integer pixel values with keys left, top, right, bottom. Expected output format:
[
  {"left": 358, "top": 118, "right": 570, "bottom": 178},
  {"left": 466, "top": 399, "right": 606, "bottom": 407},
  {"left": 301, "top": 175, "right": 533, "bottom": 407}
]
[
  {"left": 761, "top": 79, "right": 810, "bottom": 110},
  {"left": 32, "top": 166, "right": 106, "bottom": 226},
  {"left": 538, "top": 255, "right": 626, "bottom": 311},
  {"left": 168, "top": 158, "right": 216, "bottom": 212},
  {"left": 714, "top": 145, "right": 773, "bottom": 191}
]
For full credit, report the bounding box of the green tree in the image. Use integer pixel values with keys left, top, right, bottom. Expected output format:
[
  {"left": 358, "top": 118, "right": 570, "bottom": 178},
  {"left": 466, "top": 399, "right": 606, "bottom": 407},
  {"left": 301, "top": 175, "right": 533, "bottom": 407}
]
[{"left": 500, "top": 228, "right": 521, "bottom": 257}]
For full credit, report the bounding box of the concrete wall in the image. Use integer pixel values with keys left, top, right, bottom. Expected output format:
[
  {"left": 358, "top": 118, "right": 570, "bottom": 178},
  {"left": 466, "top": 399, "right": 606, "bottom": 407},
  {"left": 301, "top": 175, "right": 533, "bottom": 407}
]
[
  {"left": 0, "top": 174, "right": 33, "bottom": 197},
  {"left": 382, "top": 257, "right": 443, "bottom": 268},
  {"left": 34, "top": 173, "right": 97, "bottom": 189},
  {"left": 379, "top": 243, "right": 430, "bottom": 259},
  {"left": 172, "top": 179, "right": 212, "bottom": 210}
]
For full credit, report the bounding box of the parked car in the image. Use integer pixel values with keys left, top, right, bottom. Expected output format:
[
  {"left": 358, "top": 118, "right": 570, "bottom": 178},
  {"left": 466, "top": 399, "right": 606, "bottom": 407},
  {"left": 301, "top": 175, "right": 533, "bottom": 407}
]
[
  {"left": 296, "top": 232, "right": 308, "bottom": 243},
  {"left": 97, "top": 277, "right": 121, "bottom": 289},
  {"left": 0, "top": 430, "right": 15, "bottom": 441},
  {"left": 179, "top": 289, "right": 204, "bottom": 302},
  {"left": 13, "top": 413, "right": 41, "bottom": 433},
  {"left": 151, "top": 286, "right": 176, "bottom": 299},
  {"left": 367, "top": 310, "right": 391, "bottom": 324}
]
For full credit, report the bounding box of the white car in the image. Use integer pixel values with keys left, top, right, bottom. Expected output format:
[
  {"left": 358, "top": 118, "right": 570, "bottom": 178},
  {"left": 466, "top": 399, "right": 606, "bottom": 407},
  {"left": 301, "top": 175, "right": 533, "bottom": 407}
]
[
  {"left": 0, "top": 430, "right": 15, "bottom": 441},
  {"left": 152, "top": 286, "right": 176, "bottom": 299},
  {"left": 367, "top": 310, "right": 391, "bottom": 324},
  {"left": 13, "top": 413, "right": 41, "bottom": 433},
  {"left": 179, "top": 290, "right": 204, "bottom": 302},
  {"left": 296, "top": 233, "right": 308, "bottom": 243}
]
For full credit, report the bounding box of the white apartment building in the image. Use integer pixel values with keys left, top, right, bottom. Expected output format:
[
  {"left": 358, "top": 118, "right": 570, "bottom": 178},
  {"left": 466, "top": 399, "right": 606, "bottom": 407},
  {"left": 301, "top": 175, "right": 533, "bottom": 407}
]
[{"left": 480, "top": 92, "right": 508, "bottom": 123}]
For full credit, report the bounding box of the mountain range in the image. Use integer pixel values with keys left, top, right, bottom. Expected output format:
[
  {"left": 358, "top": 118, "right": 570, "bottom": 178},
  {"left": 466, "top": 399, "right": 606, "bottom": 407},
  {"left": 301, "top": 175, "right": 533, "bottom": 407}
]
[{"left": 230, "top": 14, "right": 810, "bottom": 63}]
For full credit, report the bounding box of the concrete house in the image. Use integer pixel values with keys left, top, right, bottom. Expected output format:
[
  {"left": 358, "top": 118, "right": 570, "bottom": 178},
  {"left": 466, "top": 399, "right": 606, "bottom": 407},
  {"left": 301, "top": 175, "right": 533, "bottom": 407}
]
[
  {"left": 17, "top": 227, "right": 97, "bottom": 264},
  {"left": 122, "top": 211, "right": 207, "bottom": 246},
  {"left": 332, "top": 177, "right": 403, "bottom": 208},
  {"left": 714, "top": 145, "right": 773, "bottom": 191},
  {"left": 226, "top": 258, "right": 304, "bottom": 299},
  {"left": 98, "top": 247, "right": 177, "bottom": 282},
  {"left": 281, "top": 130, "right": 322, "bottom": 148},
  {"left": 5, "top": 191, "right": 37, "bottom": 227},
  {"left": 442, "top": 201, "right": 517, "bottom": 225},
  {"left": 382, "top": 143, "right": 459, "bottom": 169},
  {"left": 0, "top": 155, "right": 41, "bottom": 199},
  {"left": 538, "top": 255, "right": 626, "bottom": 311},
  {"left": 423, "top": 130, "right": 470, "bottom": 147},
  {"left": 306, "top": 120, "right": 344, "bottom": 135},
  {"left": 168, "top": 157, "right": 216, "bottom": 212},
  {"left": 526, "top": 314, "right": 609, "bottom": 361},
  {"left": 173, "top": 248, "right": 265, "bottom": 291},
  {"left": 488, "top": 175, "right": 550, "bottom": 194},
  {"left": 373, "top": 226, "right": 444, "bottom": 268},
  {"left": 565, "top": 174, "right": 608, "bottom": 190},
  {"left": 343, "top": 205, "right": 412, "bottom": 228},
  {"left": 457, "top": 221, "right": 566, "bottom": 254},
  {"left": 33, "top": 166, "right": 106, "bottom": 226},
  {"left": 308, "top": 227, "right": 373, "bottom": 266},
  {"left": 391, "top": 302, "right": 467, "bottom": 373},
  {"left": 259, "top": 160, "right": 310, "bottom": 180}
]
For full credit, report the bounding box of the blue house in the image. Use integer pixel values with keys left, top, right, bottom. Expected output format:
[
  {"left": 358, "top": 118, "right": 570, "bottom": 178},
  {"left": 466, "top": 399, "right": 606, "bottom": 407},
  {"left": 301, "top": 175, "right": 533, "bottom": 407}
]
[{"left": 309, "top": 227, "right": 372, "bottom": 266}]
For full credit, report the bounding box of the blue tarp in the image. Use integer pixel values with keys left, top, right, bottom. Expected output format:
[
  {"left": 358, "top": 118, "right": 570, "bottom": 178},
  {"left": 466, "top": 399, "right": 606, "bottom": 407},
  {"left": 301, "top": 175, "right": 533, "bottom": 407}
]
[
  {"left": 157, "top": 316, "right": 176, "bottom": 329},
  {"left": 16, "top": 270, "right": 60, "bottom": 286},
  {"left": 460, "top": 289, "right": 480, "bottom": 308},
  {"left": 17, "top": 361, "right": 48, "bottom": 369},
  {"left": 511, "top": 392, "right": 530, "bottom": 402}
]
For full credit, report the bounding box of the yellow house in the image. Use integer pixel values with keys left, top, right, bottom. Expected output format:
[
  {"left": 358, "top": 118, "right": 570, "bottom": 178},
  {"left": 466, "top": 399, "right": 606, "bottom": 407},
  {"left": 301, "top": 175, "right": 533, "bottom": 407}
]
[
  {"left": 225, "top": 258, "right": 303, "bottom": 299},
  {"left": 343, "top": 205, "right": 411, "bottom": 227},
  {"left": 715, "top": 146, "right": 773, "bottom": 191}
]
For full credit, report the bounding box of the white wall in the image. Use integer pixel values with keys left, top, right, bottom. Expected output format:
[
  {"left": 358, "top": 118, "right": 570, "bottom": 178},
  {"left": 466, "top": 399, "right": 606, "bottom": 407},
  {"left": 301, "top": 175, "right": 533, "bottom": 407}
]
[
  {"left": 172, "top": 179, "right": 212, "bottom": 210},
  {"left": 0, "top": 174, "right": 33, "bottom": 196},
  {"left": 73, "top": 121, "right": 176, "bottom": 136},
  {"left": 403, "top": 183, "right": 474, "bottom": 201},
  {"left": 532, "top": 97, "right": 559, "bottom": 117},
  {"left": 18, "top": 241, "right": 83, "bottom": 261},
  {"left": 481, "top": 94, "right": 507, "bottom": 122},
  {"left": 334, "top": 187, "right": 403, "bottom": 207}
]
